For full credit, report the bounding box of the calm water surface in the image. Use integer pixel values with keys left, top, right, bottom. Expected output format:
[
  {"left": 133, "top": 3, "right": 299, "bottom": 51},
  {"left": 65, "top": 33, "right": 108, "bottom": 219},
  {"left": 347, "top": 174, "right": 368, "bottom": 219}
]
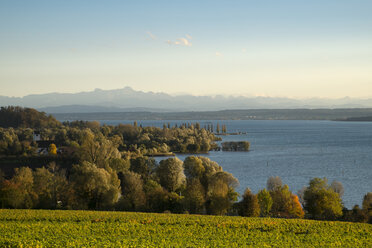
[{"left": 100, "top": 120, "right": 372, "bottom": 208}]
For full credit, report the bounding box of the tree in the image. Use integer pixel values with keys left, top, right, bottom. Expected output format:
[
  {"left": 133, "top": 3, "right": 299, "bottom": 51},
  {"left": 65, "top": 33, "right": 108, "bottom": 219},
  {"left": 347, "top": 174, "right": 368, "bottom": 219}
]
[
  {"left": 330, "top": 180, "right": 344, "bottom": 197},
  {"left": 33, "top": 167, "right": 54, "bottom": 208},
  {"left": 238, "top": 188, "right": 260, "bottom": 217},
  {"left": 1, "top": 167, "right": 37, "bottom": 209},
  {"left": 206, "top": 171, "right": 239, "bottom": 215},
  {"left": 257, "top": 189, "right": 273, "bottom": 217},
  {"left": 222, "top": 125, "right": 227, "bottom": 134},
  {"left": 267, "top": 176, "right": 283, "bottom": 191},
  {"left": 144, "top": 179, "right": 169, "bottom": 212},
  {"left": 80, "top": 131, "right": 120, "bottom": 168},
  {"left": 70, "top": 162, "right": 121, "bottom": 210},
  {"left": 195, "top": 122, "right": 200, "bottom": 130},
  {"left": 183, "top": 178, "right": 206, "bottom": 214},
  {"left": 48, "top": 143, "right": 57, "bottom": 155},
  {"left": 303, "top": 178, "right": 343, "bottom": 220},
  {"left": 269, "top": 184, "right": 292, "bottom": 217},
  {"left": 117, "top": 171, "right": 146, "bottom": 211},
  {"left": 109, "top": 158, "right": 130, "bottom": 173},
  {"left": 0, "top": 169, "right": 4, "bottom": 184},
  {"left": 362, "top": 192, "right": 372, "bottom": 211},
  {"left": 289, "top": 194, "right": 305, "bottom": 218},
  {"left": 156, "top": 158, "right": 185, "bottom": 192},
  {"left": 297, "top": 186, "right": 307, "bottom": 206},
  {"left": 362, "top": 192, "right": 372, "bottom": 224},
  {"left": 268, "top": 183, "right": 304, "bottom": 218},
  {"left": 184, "top": 156, "right": 205, "bottom": 179},
  {"left": 183, "top": 156, "right": 238, "bottom": 215},
  {"left": 130, "top": 156, "right": 155, "bottom": 181}
]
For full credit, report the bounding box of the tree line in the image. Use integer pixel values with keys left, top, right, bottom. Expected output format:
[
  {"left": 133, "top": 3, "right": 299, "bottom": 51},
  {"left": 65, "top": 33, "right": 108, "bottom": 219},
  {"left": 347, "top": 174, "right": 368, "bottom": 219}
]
[{"left": 0, "top": 157, "right": 371, "bottom": 223}]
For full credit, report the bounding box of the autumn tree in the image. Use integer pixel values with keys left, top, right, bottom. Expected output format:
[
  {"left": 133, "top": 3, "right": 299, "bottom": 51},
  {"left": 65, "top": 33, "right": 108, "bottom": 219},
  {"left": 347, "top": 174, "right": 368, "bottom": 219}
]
[
  {"left": 48, "top": 143, "right": 57, "bottom": 155},
  {"left": 267, "top": 177, "right": 304, "bottom": 218}
]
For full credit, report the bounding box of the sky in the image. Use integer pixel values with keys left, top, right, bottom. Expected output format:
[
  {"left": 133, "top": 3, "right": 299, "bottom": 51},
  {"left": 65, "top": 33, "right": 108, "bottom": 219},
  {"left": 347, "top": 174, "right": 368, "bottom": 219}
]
[{"left": 0, "top": 0, "right": 372, "bottom": 98}]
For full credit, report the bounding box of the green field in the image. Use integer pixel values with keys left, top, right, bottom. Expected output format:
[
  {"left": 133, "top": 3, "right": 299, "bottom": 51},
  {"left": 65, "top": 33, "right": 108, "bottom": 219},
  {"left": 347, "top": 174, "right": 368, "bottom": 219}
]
[{"left": 0, "top": 209, "right": 371, "bottom": 247}]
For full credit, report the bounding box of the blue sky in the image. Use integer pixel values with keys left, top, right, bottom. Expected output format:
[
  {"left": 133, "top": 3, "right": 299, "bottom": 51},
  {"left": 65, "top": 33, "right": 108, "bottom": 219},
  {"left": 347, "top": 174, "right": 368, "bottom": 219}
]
[{"left": 1, "top": 0, "right": 371, "bottom": 98}]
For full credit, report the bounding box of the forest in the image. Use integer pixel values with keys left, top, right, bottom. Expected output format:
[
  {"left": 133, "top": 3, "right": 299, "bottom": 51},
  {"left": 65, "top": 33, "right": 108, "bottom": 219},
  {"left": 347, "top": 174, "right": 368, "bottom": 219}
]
[{"left": 0, "top": 106, "right": 371, "bottom": 223}]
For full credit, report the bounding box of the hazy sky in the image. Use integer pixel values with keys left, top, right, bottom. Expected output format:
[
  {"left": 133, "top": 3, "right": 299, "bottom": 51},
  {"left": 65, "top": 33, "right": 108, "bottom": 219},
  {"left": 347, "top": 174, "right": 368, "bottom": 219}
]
[{"left": 1, "top": 0, "right": 372, "bottom": 98}]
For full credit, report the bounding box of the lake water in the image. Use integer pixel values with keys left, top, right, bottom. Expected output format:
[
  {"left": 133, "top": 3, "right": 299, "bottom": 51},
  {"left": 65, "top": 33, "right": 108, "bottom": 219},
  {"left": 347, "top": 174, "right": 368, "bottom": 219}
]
[{"left": 100, "top": 120, "right": 372, "bottom": 208}]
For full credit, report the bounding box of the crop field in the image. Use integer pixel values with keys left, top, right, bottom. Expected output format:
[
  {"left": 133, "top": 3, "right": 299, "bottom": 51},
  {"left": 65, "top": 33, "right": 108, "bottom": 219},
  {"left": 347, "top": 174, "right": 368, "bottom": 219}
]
[{"left": 0, "top": 209, "right": 371, "bottom": 247}]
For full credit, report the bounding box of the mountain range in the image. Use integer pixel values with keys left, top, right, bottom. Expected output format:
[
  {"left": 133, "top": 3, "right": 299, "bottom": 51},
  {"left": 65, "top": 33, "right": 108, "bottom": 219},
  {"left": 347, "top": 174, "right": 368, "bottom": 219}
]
[{"left": 1, "top": 87, "right": 372, "bottom": 113}]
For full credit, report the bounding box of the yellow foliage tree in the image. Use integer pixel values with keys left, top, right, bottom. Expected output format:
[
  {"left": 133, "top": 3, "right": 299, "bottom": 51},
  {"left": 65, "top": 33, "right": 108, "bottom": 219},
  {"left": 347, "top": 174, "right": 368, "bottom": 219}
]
[
  {"left": 48, "top": 144, "right": 57, "bottom": 155},
  {"left": 289, "top": 194, "right": 305, "bottom": 218}
]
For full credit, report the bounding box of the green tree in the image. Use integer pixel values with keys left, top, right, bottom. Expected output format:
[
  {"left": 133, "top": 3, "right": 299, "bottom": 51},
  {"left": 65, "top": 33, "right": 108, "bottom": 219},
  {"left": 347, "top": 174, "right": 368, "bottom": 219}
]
[
  {"left": 130, "top": 157, "right": 155, "bottom": 181},
  {"left": 183, "top": 178, "right": 206, "bottom": 214},
  {"left": 269, "top": 183, "right": 304, "bottom": 218},
  {"left": 70, "top": 162, "right": 121, "bottom": 210},
  {"left": 362, "top": 192, "right": 372, "bottom": 211},
  {"left": 303, "top": 178, "right": 343, "bottom": 220},
  {"left": 117, "top": 171, "right": 146, "bottom": 211},
  {"left": 184, "top": 156, "right": 205, "bottom": 179},
  {"left": 362, "top": 192, "right": 372, "bottom": 224},
  {"left": 156, "top": 158, "right": 185, "bottom": 192},
  {"left": 3, "top": 167, "right": 37, "bottom": 208},
  {"left": 206, "top": 171, "right": 239, "bottom": 215},
  {"left": 257, "top": 189, "right": 273, "bottom": 217},
  {"left": 80, "top": 131, "right": 120, "bottom": 168},
  {"left": 238, "top": 188, "right": 260, "bottom": 217},
  {"left": 269, "top": 184, "right": 292, "bottom": 217},
  {"left": 33, "top": 167, "right": 55, "bottom": 208},
  {"left": 144, "top": 180, "right": 169, "bottom": 212}
]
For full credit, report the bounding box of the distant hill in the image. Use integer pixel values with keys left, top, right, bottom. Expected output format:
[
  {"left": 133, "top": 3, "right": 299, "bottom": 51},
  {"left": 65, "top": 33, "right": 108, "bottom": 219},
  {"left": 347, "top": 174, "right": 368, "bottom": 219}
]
[
  {"left": 1, "top": 87, "right": 372, "bottom": 111},
  {"left": 38, "top": 105, "right": 169, "bottom": 113},
  {"left": 52, "top": 108, "right": 372, "bottom": 121}
]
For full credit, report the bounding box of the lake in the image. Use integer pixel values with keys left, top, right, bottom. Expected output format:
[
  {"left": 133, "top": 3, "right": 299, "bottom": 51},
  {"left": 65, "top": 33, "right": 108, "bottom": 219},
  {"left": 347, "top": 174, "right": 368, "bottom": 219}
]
[{"left": 99, "top": 120, "right": 372, "bottom": 208}]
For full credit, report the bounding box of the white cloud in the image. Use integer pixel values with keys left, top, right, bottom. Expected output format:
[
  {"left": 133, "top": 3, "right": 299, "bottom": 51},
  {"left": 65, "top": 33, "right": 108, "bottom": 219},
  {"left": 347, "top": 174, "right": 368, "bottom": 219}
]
[
  {"left": 166, "top": 35, "right": 192, "bottom": 47},
  {"left": 178, "top": 37, "right": 192, "bottom": 46},
  {"left": 146, "top": 31, "right": 157, "bottom": 40},
  {"left": 215, "top": 52, "right": 222, "bottom": 56},
  {"left": 186, "top": 34, "right": 192, "bottom": 40},
  {"left": 242, "top": 48, "right": 247, "bottom": 53}
]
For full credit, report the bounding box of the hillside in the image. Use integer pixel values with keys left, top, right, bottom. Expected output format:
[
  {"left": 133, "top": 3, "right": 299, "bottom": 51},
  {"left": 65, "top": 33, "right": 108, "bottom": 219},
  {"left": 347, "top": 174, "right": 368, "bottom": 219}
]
[
  {"left": 0, "top": 106, "right": 61, "bottom": 128},
  {"left": 0, "top": 209, "right": 370, "bottom": 247}
]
